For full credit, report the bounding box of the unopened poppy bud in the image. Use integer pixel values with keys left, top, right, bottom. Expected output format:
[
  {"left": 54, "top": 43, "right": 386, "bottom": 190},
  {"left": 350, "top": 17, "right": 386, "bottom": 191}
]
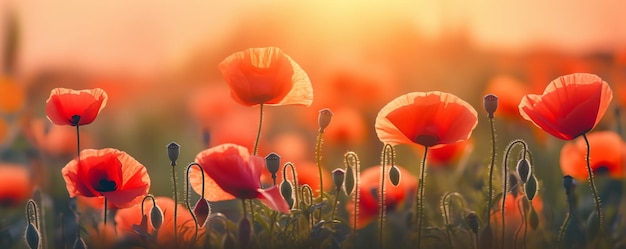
[
  {"left": 238, "top": 217, "right": 251, "bottom": 249},
  {"left": 344, "top": 166, "right": 355, "bottom": 196},
  {"left": 318, "top": 108, "right": 333, "bottom": 132},
  {"left": 389, "top": 166, "right": 401, "bottom": 186},
  {"left": 150, "top": 205, "right": 163, "bottom": 230},
  {"left": 24, "top": 223, "right": 40, "bottom": 249},
  {"left": 563, "top": 175, "right": 575, "bottom": 196},
  {"left": 466, "top": 211, "right": 480, "bottom": 234},
  {"left": 332, "top": 168, "right": 345, "bottom": 191},
  {"left": 525, "top": 175, "right": 538, "bottom": 201},
  {"left": 222, "top": 233, "right": 236, "bottom": 249},
  {"left": 193, "top": 198, "right": 211, "bottom": 228},
  {"left": 483, "top": 94, "right": 498, "bottom": 118},
  {"left": 265, "top": 153, "right": 281, "bottom": 177},
  {"left": 280, "top": 180, "right": 293, "bottom": 201},
  {"left": 516, "top": 159, "right": 531, "bottom": 184},
  {"left": 167, "top": 142, "right": 180, "bottom": 166},
  {"left": 72, "top": 237, "right": 87, "bottom": 249},
  {"left": 528, "top": 206, "right": 539, "bottom": 230}
]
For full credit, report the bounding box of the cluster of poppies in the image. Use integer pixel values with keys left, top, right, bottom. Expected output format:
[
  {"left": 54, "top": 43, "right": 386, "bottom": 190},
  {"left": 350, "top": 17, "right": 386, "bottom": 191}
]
[{"left": 14, "top": 46, "right": 619, "bottom": 249}]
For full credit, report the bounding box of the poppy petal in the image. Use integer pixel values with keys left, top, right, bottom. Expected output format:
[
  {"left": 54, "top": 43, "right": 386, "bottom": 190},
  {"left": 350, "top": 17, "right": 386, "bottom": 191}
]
[
  {"left": 45, "top": 88, "right": 108, "bottom": 126},
  {"left": 257, "top": 186, "right": 290, "bottom": 214}
]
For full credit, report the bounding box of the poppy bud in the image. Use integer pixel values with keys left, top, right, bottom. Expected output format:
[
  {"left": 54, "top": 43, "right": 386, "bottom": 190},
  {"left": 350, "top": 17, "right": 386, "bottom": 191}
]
[
  {"left": 238, "top": 217, "right": 251, "bottom": 249},
  {"left": 389, "top": 166, "right": 401, "bottom": 186},
  {"left": 265, "top": 153, "right": 281, "bottom": 179},
  {"left": 318, "top": 108, "right": 333, "bottom": 132},
  {"left": 280, "top": 180, "right": 293, "bottom": 201},
  {"left": 516, "top": 159, "right": 531, "bottom": 184},
  {"left": 483, "top": 94, "right": 498, "bottom": 118},
  {"left": 24, "top": 222, "right": 40, "bottom": 249},
  {"left": 150, "top": 205, "right": 163, "bottom": 230},
  {"left": 528, "top": 206, "right": 539, "bottom": 230},
  {"left": 563, "top": 175, "right": 575, "bottom": 196},
  {"left": 167, "top": 142, "right": 180, "bottom": 166},
  {"left": 344, "top": 166, "right": 355, "bottom": 196},
  {"left": 466, "top": 211, "right": 480, "bottom": 235},
  {"left": 332, "top": 168, "right": 345, "bottom": 192},
  {"left": 525, "top": 175, "right": 538, "bottom": 201},
  {"left": 72, "top": 237, "right": 87, "bottom": 249},
  {"left": 193, "top": 198, "right": 211, "bottom": 228}
]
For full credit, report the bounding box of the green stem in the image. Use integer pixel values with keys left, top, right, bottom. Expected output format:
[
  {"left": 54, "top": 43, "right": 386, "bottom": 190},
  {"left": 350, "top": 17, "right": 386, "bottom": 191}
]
[
  {"left": 172, "top": 165, "right": 178, "bottom": 243},
  {"left": 379, "top": 144, "right": 393, "bottom": 249},
  {"left": 487, "top": 117, "right": 496, "bottom": 225},
  {"left": 316, "top": 130, "right": 324, "bottom": 198},
  {"left": 253, "top": 104, "right": 264, "bottom": 156},
  {"left": 416, "top": 146, "right": 429, "bottom": 249},
  {"left": 501, "top": 140, "right": 528, "bottom": 249},
  {"left": 103, "top": 198, "right": 108, "bottom": 225},
  {"left": 582, "top": 133, "right": 603, "bottom": 227},
  {"left": 330, "top": 189, "right": 340, "bottom": 228},
  {"left": 557, "top": 212, "right": 570, "bottom": 249}
]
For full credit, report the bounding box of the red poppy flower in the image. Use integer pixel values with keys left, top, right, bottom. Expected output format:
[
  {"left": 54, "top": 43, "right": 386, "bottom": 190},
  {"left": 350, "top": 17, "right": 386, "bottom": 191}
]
[
  {"left": 0, "top": 163, "right": 32, "bottom": 207},
  {"left": 218, "top": 47, "right": 313, "bottom": 107},
  {"left": 115, "top": 196, "right": 201, "bottom": 247},
  {"left": 518, "top": 73, "right": 613, "bottom": 140},
  {"left": 61, "top": 148, "right": 150, "bottom": 208},
  {"left": 426, "top": 139, "right": 473, "bottom": 166},
  {"left": 375, "top": 91, "right": 478, "bottom": 148},
  {"left": 45, "top": 88, "right": 108, "bottom": 126},
  {"left": 346, "top": 165, "right": 417, "bottom": 229},
  {"left": 189, "top": 143, "right": 290, "bottom": 213},
  {"left": 560, "top": 131, "right": 626, "bottom": 179}
]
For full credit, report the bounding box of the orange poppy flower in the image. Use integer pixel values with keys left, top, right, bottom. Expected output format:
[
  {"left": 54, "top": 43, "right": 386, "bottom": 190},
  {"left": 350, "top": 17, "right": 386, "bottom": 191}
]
[
  {"left": 375, "top": 91, "right": 478, "bottom": 148},
  {"left": 518, "top": 73, "right": 613, "bottom": 140},
  {"left": 346, "top": 165, "right": 417, "bottom": 229},
  {"left": 218, "top": 47, "right": 313, "bottom": 107},
  {"left": 45, "top": 88, "right": 108, "bottom": 126},
  {"left": 115, "top": 196, "right": 200, "bottom": 247},
  {"left": 0, "top": 163, "right": 32, "bottom": 208},
  {"left": 0, "top": 76, "right": 25, "bottom": 114},
  {"left": 189, "top": 143, "right": 290, "bottom": 213},
  {"left": 560, "top": 131, "right": 626, "bottom": 179},
  {"left": 61, "top": 148, "right": 150, "bottom": 208}
]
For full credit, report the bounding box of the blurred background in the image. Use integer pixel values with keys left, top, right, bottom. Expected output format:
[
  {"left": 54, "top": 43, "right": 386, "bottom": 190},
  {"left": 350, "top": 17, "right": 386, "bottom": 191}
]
[{"left": 1, "top": 0, "right": 626, "bottom": 235}]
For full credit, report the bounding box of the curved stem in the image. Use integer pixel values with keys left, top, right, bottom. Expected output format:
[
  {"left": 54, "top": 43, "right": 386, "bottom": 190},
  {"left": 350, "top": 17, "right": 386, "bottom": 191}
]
[
  {"left": 442, "top": 192, "right": 466, "bottom": 249},
  {"left": 582, "top": 133, "right": 603, "bottom": 227},
  {"left": 487, "top": 117, "right": 496, "bottom": 225},
  {"left": 283, "top": 162, "right": 299, "bottom": 209},
  {"left": 557, "top": 212, "right": 570, "bottom": 249},
  {"left": 513, "top": 197, "right": 525, "bottom": 249},
  {"left": 253, "top": 104, "right": 264, "bottom": 156},
  {"left": 186, "top": 163, "right": 205, "bottom": 241},
  {"left": 345, "top": 152, "right": 360, "bottom": 249},
  {"left": 379, "top": 144, "right": 393, "bottom": 249},
  {"left": 416, "top": 146, "right": 429, "bottom": 249},
  {"left": 501, "top": 139, "right": 528, "bottom": 249}
]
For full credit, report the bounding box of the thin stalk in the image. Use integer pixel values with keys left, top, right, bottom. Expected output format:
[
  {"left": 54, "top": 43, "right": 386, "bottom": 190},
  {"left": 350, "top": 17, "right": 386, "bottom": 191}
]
[
  {"left": 330, "top": 188, "right": 340, "bottom": 228},
  {"left": 315, "top": 130, "right": 325, "bottom": 200},
  {"left": 103, "top": 198, "right": 108, "bottom": 225},
  {"left": 557, "top": 212, "right": 570, "bottom": 249},
  {"left": 442, "top": 192, "right": 466, "bottom": 249},
  {"left": 502, "top": 140, "right": 528, "bottom": 249},
  {"left": 379, "top": 144, "right": 393, "bottom": 249},
  {"left": 345, "top": 152, "right": 360, "bottom": 249},
  {"left": 75, "top": 125, "right": 80, "bottom": 159},
  {"left": 514, "top": 198, "right": 525, "bottom": 249},
  {"left": 186, "top": 163, "right": 205, "bottom": 242},
  {"left": 253, "top": 104, "right": 264, "bottom": 156},
  {"left": 486, "top": 117, "right": 496, "bottom": 225},
  {"left": 171, "top": 164, "right": 178, "bottom": 243},
  {"left": 582, "top": 133, "right": 603, "bottom": 227},
  {"left": 416, "top": 146, "right": 429, "bottom": 249}
]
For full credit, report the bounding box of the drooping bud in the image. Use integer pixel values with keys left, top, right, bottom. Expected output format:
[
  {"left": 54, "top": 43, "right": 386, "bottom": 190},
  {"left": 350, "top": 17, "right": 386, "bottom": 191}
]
[
  {"left": 193, "top": 198, "right": 211, "bottom": 228},
  {"left": 318, "top": 108, "right": 333, "bottom": 133},
  {"left": 24, "top": 223, "right": 40, "bottom": 249},
  {"left": 332, "top": 168, "right": 345, "bottom": 192},
  {"left": 483, "top": 94, "right": 498, "bottom": 118},
  {"left": 516, "top": 159, "right": 531, "bottom": 184},
  {"left": 344, "top": 166, "right": 355, "bottom": 196},
  {"left": 280, "top": 180, "right": 294, "bottom": 201},
  {"left": 525, "top": 175, "right": 538, "bottom": 201},
  {"left": 389, "top": 166, "right": 401, "bottom": 186},
  {"left": 265, "top": 153, "right": 281, "bottom": 183},
  {"left": 150, "top": 204, "right": 164, "bottom": 230},
  {"left": 466, "top": 211, "right": 480, "bottom": 235},
  {"left": 238, "top": 217, "right": 251, "bottom": 249},
  {"left": 563, "top": 175, "right": 575, "bottom": 196},
  {"left": 167, "top": 142, "right": 180, "bottom": 166}
]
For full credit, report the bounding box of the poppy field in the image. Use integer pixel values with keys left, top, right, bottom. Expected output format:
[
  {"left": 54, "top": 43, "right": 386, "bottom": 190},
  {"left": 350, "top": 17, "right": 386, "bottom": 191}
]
[{"left": 2, "top": 2, "right": 626, "bottom": 249}]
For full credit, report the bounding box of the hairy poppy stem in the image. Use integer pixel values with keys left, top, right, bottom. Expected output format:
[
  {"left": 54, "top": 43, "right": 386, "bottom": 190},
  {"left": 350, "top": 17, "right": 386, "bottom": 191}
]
[
  {"left": 582, "top": 133, "right": 604, "bottom": 227},
  {"left": 253, "top": 104, "right": 264, "bottom": 156},
  {"left": 379, "top": 144, "right": 393, "bottom": 249},
  {"left": 344, "top": 152, "right": 360, "bottom": 249},
  {"left": 502, "top": 140, "right": 528, "bottom": 249},
  {"left": 415, "top": 146, "right": 429, "bottom": 249},
  {"left": 442, "top": 192, "right": 466, "bottom": 249},
  {"left": 315, "top": 130, "right": 325, "bottom": 199},
  {"left": 170, "top": 164, "right": 178, "bottom": 244},
  {"left": 186, "top": 163, "right": 205, "bottom": 241},
  {"left": 487, "top": 117, "right": 496, "bottom": 226}
]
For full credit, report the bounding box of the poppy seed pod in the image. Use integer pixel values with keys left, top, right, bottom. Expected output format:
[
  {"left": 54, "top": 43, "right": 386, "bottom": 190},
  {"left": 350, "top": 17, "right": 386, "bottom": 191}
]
[
  {"left": 525, "top": 175, "right": 538, "bottom": 201},
  {"left": 389, "top": 166, "right": 401, "bottom": 186},
  {"left": 24, "top": 222, "right": 40, "bottom": 249},
  {"left": 516, "top": 159, "right": 531, "bottom": 184},
  {"left": 332, "top": 168, "right": 345, "bottom": 191},
  {"left": 265, "top": 153, "right": 281, "bottom": 177},
  {"left": 466, "top": 211, "right": 480, "bottom": 234},
  {"left": 167, "top": 142, "right": 180, "bottom": 166},
  {"left": 483, "top": 94, "right": 498, "bottom": 118},
  {"left": 344, "top": 166, "right": 355, "bottom": 196},
  {"left": 150, "top": 205, "right": 163, "bottom": 230},
  {"left": 318, "top": 108, "right": 333, "bottom": 133}
]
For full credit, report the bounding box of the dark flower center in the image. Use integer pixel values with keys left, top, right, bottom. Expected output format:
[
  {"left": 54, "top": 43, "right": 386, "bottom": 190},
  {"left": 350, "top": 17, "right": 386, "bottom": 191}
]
[
  {"left": 95, "top": 179, "right": 118, "bottom": 192},
  {"left": 593, "top": 165, "right": 610, "bottom": 176},
  {"left": 70, "top": 115, "right": 81, "bottom": 126},
  {"left": 415, "top": 134, "right": 439, "bottom": 147}
]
